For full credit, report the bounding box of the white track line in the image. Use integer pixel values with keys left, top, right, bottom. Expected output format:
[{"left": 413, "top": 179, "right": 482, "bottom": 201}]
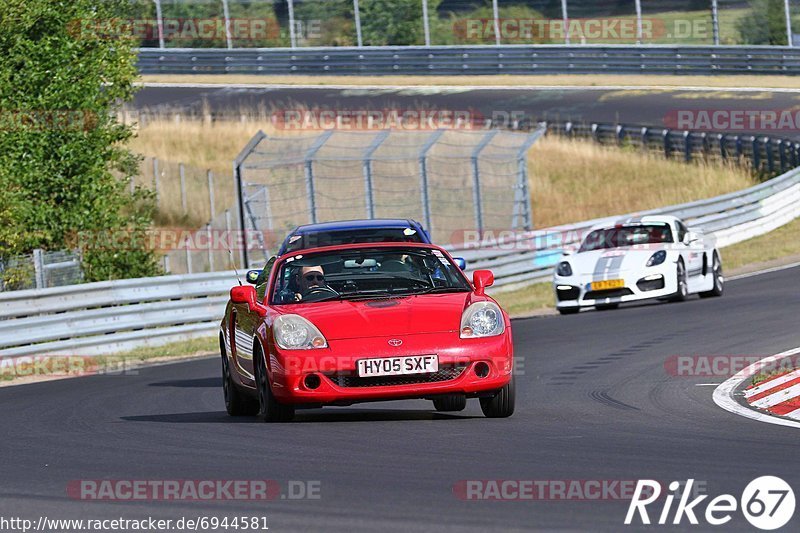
[
  {"left": 713, "top": 347, "right": 800, "bottom": 429},
  {"left": 729, "top": 261, "right": 800, "bottom": 281},
  {"left": 137, "top": 82, "right": 800, "bottom": 93},
  {"left": 750, "top": 383, "right": 800, "bottom": 409},
  {"left": 744, "top": 368, "right": 800, "bottom": 398}
]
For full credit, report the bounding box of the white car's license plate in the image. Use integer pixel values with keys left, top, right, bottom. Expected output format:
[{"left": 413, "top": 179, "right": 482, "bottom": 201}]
[{"left": 357, "top": 355, "right": 439, "bottom": 378}]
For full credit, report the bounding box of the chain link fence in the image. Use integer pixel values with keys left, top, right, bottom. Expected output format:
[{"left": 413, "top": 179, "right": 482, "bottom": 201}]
[
  {"left": 129, "top": 1, "right": 800, "bottom": 48},
  {"left": 232, "top": 128, "right": 544, "bottom": 268},
  {"left": 0, "top": 250, "right": 83, "bottom": 292}
]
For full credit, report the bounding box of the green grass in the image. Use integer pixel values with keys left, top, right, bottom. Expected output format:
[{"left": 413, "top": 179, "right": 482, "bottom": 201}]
[{"left": 721, "top": 217, "right": 800, "bottom": 271}]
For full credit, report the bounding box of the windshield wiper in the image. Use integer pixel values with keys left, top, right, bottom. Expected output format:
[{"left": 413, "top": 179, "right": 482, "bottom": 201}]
[{"left": 415, "top": 287, "right": 470, "bottom": 295}]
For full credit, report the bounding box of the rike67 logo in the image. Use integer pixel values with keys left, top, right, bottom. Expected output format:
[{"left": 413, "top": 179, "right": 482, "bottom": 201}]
[{"left": 625, "top": 477, "right": 795, "bottom": 530}]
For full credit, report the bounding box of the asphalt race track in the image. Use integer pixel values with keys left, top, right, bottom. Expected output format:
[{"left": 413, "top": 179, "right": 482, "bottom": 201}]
[
  {"left": 2, "top": 265, "right": 799, "bottom": 531},
  {"left": 134, "top": 85, "right": 800, "bottom": 137}
]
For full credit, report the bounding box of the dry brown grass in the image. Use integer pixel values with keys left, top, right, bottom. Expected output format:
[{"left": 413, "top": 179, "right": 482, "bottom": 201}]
[
  {"left": 129, "top": 119, "right": 756, "bottom": 229},
  {"left": 140, "top": 74, "right": 800, "bottom": 89},
  {"left": 529, "top": 136, "right": 755, "bottom": 227}
]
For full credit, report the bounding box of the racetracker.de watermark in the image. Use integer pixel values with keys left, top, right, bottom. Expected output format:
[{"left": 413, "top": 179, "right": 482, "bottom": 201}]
[
  {"left": 0, "top": 356, "right": 139, "bottom": 380},
  {"left": 66, "top": 229, "right": 272, "bottom": 253},
  {"left": 270, "top": 109, "right": 492, "bottom": 131},
  {"left": 0, "top": 110, "right": 98, "bottom": 132},
  {"left": 454, "top": 18, "right": 710, "bottom": 43},
  {"left": 68, "top": 18, "right": 322, "bottom": 41},
  {"left": 664, "top": 354, "right": 800, "bottom": 378},
  {"left": 665, "top": 109, "right": 800, "bottom": 133},
  {"left": 67, "top": 480, "right": 321, "bottom": 501},
  {"left": 453, "top": 480, "right": 678, "bottom": 501}
]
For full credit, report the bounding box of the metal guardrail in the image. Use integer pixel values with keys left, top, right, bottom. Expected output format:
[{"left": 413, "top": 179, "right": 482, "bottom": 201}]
[
  {"left": 137, "top": 45, "right": 800, "bottom": 76},
  {"left": 1, "top": 164, "right": 798, "bottom": 359}
]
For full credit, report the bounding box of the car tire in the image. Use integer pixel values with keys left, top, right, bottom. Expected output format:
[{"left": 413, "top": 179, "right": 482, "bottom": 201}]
[
  {"left": 221, "top": 337, "right": 258, "bottom": 416},
  {"left": 558, "top": 308, "right": 580, "bottom": 315},
  {"left": 480, "top": 376, "right": 515, "bottom": 418},
  {"left": 432, "top": 394, "right": 467, "bottom": 412},
  {"left": 669, "top": 260, "right": 689, "bottom": 303},
  {"left": 254, "top": 345, "right": 295, "bottom": 423},
  {"left": 594, "top": 303, "right": 619, "bottom": 311},
  {"left": 699, "top": 252, "right": 724, "bottom": 298}
]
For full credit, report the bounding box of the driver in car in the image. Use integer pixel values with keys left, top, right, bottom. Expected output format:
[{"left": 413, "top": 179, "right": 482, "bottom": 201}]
[{"left": 295, "top": 265, "right": 327, "bottom": 301}]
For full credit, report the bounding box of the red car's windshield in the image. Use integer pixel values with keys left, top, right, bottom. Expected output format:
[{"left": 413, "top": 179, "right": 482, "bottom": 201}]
[{"left": 272, "top": 247, "right": 470, "bottom": 305}]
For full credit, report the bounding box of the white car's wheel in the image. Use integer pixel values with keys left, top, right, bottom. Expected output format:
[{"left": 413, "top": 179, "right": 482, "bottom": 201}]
[
  {"left": 700, "top": 252, "right": 724, "bottom": 298},
  {"left": 669, "top": 260, "right": 689, "bottom": 302}
]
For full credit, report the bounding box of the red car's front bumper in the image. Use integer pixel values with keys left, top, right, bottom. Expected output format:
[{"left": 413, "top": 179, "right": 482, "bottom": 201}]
[{"left": 267, "top": 330, "right": 513, "bottom": 405}]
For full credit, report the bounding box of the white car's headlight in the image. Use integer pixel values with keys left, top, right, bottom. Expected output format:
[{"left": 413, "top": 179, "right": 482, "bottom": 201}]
[
  {"left": 646, "top": 250, "right": 667, "bottom": 267},
  {"left": 273, "top": 315, "right": 327, "bottom": 350},
  {"left": 556, "top": 261, "right": 573, "bottom": 277},
  {"left": 460, "top": 302, "right": 505, "bottom": 338}
]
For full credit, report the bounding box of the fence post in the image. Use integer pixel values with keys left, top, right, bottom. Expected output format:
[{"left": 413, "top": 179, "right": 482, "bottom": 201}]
[
  {"left": 207, "top": 224, "right": 214, "bottom": 272},
  {"left": 287, "top": 0, "right": 297, "bottom": 49},
  {"left": 561, "top": 0, "right": 569, "bottom": 44},
  {"left": 179, "top": 163, "right": 187, "bottom": 215},
  {"left": 634, "top": 0, "right": 643, "bottom": 44},
  {"left": 185, "top": 237, "right": 193, "bottom": 274},
  {"left": 785, "top": 0, "right": 793, "bottom": 46},
  {"left": 152, "top": 157, "right": 160, "bottom": 207},
  {"left": 418, "top": 130, "right": 444, "bottom": 234},
  {"left": 362, "top": 130, "right": 390, "bottom": 219},
  {"left": 207, "top": 170, "right": 216, "bottom": 219},
  {"left": 471, "top": 130, "right": 499, "bottom": 235},
  {"left": 222, "top": 0, "right": 233, "bottom": 49},
  {"left": 303, "top": 131, "right": 333, "bottom": 225},
  {"left": 153, "top": 0, "right": 165, "bottom": 49},
  {"left": 422, "top": 0, "right": 431, "bottom": 46},
  {"left": 491, "top": 0, "right": 500, "bottom": 46},
  {"left": 353, "top": 0, "right": 363, "bottom": 47},
  {"left": 32, "top": 249, "right": 45, "bottom": 289},
  {"left": 711, "top": 0, "right": 720, "bottom": 45}
]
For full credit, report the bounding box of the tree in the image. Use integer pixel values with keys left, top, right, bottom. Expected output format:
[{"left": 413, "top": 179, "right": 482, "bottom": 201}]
[
  {"left": 0, "top": 0, "right": 160, "bottom": 281},
  {"left": 360, "top": 0, "right": 439, "bottom": 46},
  {"left": 736, "top": 0, "right": 789, "bottom": 45}
]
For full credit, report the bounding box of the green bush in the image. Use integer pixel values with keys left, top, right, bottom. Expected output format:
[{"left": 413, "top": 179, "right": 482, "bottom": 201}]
[
  {"left": 736, "top": 0, "right": 789, "bottom": 45},
  {"left": 0, "top": 0, "right": 161, "bottom": 282}
]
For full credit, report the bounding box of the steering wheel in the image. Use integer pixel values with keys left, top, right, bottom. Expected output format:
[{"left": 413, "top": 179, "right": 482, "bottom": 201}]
[{"left": 303, "top": 285, "right": 340, "bottom": 300}]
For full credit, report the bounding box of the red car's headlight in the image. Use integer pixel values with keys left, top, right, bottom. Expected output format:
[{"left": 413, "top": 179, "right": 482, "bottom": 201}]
[
  {"left": 274, "top": 315, "right": 328, "bottom": 350},
  {"left": 460, "top": 302, "right": 505, "bottom": 338}
]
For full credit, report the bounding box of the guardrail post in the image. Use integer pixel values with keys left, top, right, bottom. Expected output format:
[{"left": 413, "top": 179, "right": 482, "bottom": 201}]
[
  {"left": 564, "top": 121, "right": 573, "bottom": 138},
  {"left": 718, "top": 134, "right": 727, "bottom": 161},
  {"left": 640, "top": 127, "right": 649, "bottom": 152},
  {"left": 684, "top": 131, "right": 692, "bottom": 162},
  {"left": 735, "top": 135, "right": 743, "bottom": 159},
  {"left": 163, "top": 254, "right": 170, "bottom": 273},
  {"left": 616, "top": 125, "right": 625, "bottom": 146},
  {"left": 794, "top": 143, "right": 800, "bottom": 167},
  {"left": 591, "top": 123, "right": 599, "bottom": 143},
  {"left": 765, "top": 137, "right": 774, "bottom": 173},
  {"left": 179, "top": 163, "right": 187, "bottom": 215},
  {"left": 663, "top": 129, "right": 672, "bottom": 158},
  {"left": 777, "top": 139, "right": 787, "bottom": 172},
  {"left": 207, "top": 170, "right": 216, "bottom": 219},
  {"left": 751, "top": 136, "right": 761, "bottom": 171}
]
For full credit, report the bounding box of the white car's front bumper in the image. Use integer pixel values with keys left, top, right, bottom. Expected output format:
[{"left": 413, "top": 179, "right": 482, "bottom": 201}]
[{"left": 553, "top": 262, "right": 678, "bottom": 310}]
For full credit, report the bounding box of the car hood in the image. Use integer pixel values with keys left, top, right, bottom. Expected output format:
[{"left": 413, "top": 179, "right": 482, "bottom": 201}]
[
  {"left": 278, "top": 292, "right": 472, "bottom": 340},
  {"left": 568, "top": 247, "right": 667, "bottom": 277}
]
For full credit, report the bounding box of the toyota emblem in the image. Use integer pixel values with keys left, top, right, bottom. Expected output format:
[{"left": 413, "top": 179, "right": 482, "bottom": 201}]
[{"left": 388, "top": 339, "right": 403, "bottom": 347}]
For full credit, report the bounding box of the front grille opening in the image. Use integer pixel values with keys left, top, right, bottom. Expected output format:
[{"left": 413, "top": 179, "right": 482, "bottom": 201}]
[
  {"left": 326, "top": 364, "right": 467, "bottom": 388},
  {"left": 584, "top": 288, "right": 634, "bottom": 300}
]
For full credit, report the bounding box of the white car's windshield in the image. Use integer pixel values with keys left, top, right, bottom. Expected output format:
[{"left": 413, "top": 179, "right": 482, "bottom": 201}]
[
  {"left": 579, "top": 224, "right": 674, "bottom": 252},
  {"left": 271, "top": 247, "right": 470, "bottom": 305}
]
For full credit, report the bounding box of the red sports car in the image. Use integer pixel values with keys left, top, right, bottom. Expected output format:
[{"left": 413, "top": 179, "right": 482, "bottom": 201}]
[{"left": 219, "top": 242, "right": 515, "bottom": 422}]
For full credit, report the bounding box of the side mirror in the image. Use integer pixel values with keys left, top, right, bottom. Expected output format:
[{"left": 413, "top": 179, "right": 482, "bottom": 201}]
[
  {"left": 245, "top": 270, "right": 261, "bottom": 284},
  {"left": 683, "top": 232, "right": 699, "bottom": 245},
  {"left": 472, "top": 270, "right": 494, "bottom": 295},
  {"left": 230, "top": 285, "right": 257, "bottom": 307},
  {"left": 453, "top": 257, "right": 467, "bottom": 270}
]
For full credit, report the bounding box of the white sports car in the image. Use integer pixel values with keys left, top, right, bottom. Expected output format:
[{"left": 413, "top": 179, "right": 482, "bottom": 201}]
[{"left": 553, "top": 215, "right": 724, "bottom": 314}]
